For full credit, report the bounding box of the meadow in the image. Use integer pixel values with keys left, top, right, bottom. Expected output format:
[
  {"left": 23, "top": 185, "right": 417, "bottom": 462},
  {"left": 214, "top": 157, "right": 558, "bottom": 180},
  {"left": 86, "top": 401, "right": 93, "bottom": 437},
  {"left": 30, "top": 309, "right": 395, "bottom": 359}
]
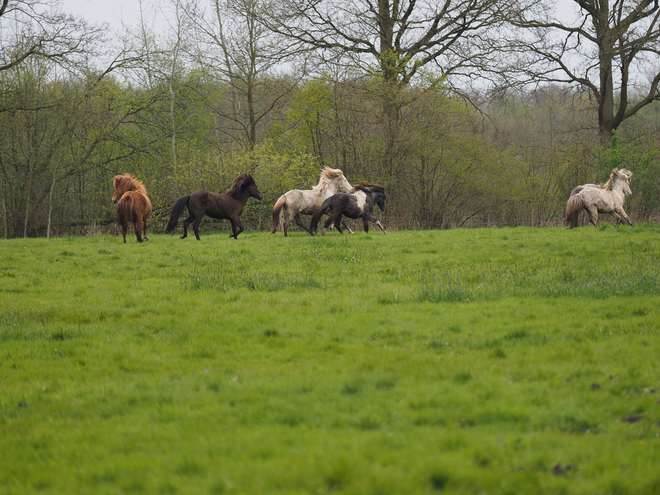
[{"left": 1, "top": 224, "right": 659, "bottom": 494}]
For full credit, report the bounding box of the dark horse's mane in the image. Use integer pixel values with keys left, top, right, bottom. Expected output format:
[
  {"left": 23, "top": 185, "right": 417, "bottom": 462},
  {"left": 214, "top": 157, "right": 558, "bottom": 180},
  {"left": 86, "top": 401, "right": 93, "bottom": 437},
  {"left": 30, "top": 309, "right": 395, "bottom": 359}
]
[
  {"left": 225, "top": 173, "right": 256, "bottom": 198},
  {"left": 352, "top": 180, "right": 385, "bottom": 194}
]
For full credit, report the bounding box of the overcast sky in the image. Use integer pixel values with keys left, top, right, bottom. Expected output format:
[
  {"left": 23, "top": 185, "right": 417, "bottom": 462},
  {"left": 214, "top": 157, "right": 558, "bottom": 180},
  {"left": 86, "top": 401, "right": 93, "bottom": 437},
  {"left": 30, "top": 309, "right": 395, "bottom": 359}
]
[
  {"left": 65, "top": 0, "right": 578, "bottom": 32},
  {"left": 63, "top": 0, "right": 155, "bottom": 30}
]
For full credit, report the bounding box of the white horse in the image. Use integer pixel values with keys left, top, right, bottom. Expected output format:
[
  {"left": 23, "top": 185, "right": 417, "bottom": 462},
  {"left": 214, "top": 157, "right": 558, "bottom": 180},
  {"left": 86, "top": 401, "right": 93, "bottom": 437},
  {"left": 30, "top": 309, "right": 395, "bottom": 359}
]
[
  {"left": 270, "top": 167, "right": 353, "bottom": 236},
  {"left": 566, "top": 168, "right": 633, "bottom": 228}
]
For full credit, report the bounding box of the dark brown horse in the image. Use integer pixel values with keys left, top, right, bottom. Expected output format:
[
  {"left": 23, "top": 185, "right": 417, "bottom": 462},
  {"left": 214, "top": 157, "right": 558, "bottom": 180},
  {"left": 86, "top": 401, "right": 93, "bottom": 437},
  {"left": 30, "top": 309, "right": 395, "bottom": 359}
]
[
  {"left": 165, "top": 173, "right": 263, "bottom": 240},
  {"left": 112, "top": 174, "right": 152, "bottom": 243},
  {"left": 310, "top": 182, "right": 387, "bottom": 236}
]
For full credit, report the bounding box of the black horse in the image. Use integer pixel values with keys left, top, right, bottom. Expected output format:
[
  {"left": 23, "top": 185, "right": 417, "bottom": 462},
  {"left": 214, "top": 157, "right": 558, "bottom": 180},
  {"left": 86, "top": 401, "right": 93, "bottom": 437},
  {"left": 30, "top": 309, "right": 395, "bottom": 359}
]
[
  {"left": 310, "top": 182, "right": 387, "bottom": 235},
  {"left": 165, "top": 173, "right": 263, "bottom": 240}
]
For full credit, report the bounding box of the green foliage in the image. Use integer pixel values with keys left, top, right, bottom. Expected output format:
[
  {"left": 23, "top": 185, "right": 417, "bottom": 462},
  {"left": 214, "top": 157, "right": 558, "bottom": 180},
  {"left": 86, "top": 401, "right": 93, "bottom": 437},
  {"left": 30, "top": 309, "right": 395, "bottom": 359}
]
[
  {"left": 2, "top": 227, "right": 660, "bottom": 494},
  {"left": 597, "top": 133, "right": 660, "bottom": 219},
  {"left": 151, "top": 142, "right": 320, "bottom": 232}
]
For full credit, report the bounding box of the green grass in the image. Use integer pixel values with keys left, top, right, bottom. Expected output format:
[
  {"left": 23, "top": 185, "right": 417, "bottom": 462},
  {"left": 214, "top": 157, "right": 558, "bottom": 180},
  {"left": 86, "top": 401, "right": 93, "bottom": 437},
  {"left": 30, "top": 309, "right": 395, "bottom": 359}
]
[{"left": 1, "top": 224, "right": 660, "bottom": 494}]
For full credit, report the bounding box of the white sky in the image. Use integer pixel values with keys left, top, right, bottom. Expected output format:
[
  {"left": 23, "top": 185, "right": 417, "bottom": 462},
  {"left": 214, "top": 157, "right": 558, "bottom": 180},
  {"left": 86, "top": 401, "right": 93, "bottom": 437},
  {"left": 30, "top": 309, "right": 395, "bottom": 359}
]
[
  {"left": 64, "top": 0, "right": 578, "bottom": 32},
  {"left": 63, "top": 0, "right": 155, "bottom": 30}
]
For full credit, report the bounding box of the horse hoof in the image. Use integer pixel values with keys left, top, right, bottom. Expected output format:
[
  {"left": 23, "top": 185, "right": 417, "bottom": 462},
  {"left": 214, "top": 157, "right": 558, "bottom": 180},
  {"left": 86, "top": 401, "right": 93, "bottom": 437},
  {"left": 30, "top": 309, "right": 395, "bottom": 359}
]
[{"left": 143, "top": 237, "right": 149, "bottom": 241}]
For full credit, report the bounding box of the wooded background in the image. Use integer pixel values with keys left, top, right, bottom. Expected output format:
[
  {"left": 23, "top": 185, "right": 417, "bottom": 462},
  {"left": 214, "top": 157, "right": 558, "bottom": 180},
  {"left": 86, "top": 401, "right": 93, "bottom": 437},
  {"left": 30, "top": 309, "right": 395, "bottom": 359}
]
[{"left": 2, "top": 0, "right": 660, "bottom": 238}]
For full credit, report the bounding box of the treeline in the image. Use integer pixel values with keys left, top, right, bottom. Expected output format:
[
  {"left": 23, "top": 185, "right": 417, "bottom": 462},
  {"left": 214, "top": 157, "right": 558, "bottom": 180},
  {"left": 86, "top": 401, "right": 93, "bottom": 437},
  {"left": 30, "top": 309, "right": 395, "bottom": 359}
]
[{"left": 2, "top": 0, "right": 660, "bottom": 238}]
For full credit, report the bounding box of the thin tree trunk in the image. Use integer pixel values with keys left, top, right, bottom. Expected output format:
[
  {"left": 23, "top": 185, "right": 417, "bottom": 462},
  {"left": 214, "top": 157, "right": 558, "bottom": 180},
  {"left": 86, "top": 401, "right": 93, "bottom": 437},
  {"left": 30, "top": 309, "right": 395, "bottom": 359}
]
[
  {"left": 47, "top": 174, "right": 56, "bottom": 238},
  {"left": 2, "top": 197, "right": 7, "bottom": 239},
  {"left": 23, "top": 162, "right": 33, "bottom": 238},
  {"left": 170, "top": 79, "right": 177, "bottom": 166}
]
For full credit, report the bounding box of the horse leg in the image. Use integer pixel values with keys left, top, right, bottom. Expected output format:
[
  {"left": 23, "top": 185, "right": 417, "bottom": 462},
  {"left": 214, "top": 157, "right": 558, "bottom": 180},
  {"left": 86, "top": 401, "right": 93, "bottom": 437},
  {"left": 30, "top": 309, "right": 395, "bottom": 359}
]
[
  {"left": 341, "top": 220, "right": 354, "bottom": 234},
  {"left": 293, "top": 214, "right": 311, "bottom": 234},
  {"left": 320, "top": 216, "right": 334, "bottom": 236},
  {"left": 143, "top": 218, "right": 149, "bottom": 241},
  {"left": 368, "top": 216, "right": 387, "bottom": 234},
  {"left": 585, "top": 207, "right": 599, "bottom": 227},
  {"left": 362, "top": 216, "right": 370, "bottom": 233},
  {"left": 192, "top": 217, "right": 203, "bottom": 240},
  {"left": 283, "top": 212, "right": 293, "bottom": 237},
  {"left": 181, "top": 214, "right": 195, "bottom": 239},
  {"left": 135, "top": 222, "right": 143, "bottom": 242},
  {"left": 334, "top": 216, "right": 344, "bottom": 234},
  {"left": 229, "top": 218, "right": 244, "bottom": 239},
  {"left": 121, "top": 223, "right": 128, "bottom": 243},
  {"left": 615, "top": 207, "right": 633, "bottom": 226},
  {"left": 132, "top": 211, "right": 143, "bottom": 243}
]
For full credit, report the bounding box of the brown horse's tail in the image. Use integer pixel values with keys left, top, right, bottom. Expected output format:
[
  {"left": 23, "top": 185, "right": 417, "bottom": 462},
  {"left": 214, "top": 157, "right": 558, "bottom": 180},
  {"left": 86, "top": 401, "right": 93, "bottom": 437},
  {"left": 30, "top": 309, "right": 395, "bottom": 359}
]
[
  {"left": 270, "top": 195, "right": 287, "bottom": 234},
  {"left": 565, "top": 194, "right": 584, "bottom": 229},
  {"left": 116, "top": 195, "right": 136, "bottom": 240},
  {"left": 309, "top": 197, "right": 332, "bottom": 235},
  {"left": 165, "top": 195, "right": 190, "bottom": 234}
]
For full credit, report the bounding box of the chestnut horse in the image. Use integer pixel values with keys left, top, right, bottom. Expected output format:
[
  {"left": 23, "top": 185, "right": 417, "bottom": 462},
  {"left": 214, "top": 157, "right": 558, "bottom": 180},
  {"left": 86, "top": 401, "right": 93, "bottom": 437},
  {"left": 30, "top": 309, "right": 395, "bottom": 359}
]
[
  {"left": 112, "top": 174, "right": 152, "bottom": 243},
  {"left": 565, "top": 168, "right": 633, "bottom": 229},
  {"left": 310, "top": 182, "right": 387, "bottom": 236},
  {"left": 165, "top": 173, "right": 263, "bottom": 240}
]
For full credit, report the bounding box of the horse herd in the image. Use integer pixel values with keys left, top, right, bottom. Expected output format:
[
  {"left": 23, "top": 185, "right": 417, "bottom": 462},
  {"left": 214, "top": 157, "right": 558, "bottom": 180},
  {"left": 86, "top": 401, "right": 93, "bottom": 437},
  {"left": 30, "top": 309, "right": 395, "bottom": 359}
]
[
  {"left": 111, "top": 166, "right": 633, "bottom": 243},
  {"left": 111, "top": 167, "right": 386, "bottom": 243}
]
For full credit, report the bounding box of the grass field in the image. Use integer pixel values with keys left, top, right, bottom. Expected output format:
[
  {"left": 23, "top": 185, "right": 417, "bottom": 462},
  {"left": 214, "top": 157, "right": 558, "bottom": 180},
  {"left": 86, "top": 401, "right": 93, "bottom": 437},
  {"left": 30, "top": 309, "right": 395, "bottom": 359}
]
[{"left": 1, "top": 224, "right": 660, "bottom": 494}]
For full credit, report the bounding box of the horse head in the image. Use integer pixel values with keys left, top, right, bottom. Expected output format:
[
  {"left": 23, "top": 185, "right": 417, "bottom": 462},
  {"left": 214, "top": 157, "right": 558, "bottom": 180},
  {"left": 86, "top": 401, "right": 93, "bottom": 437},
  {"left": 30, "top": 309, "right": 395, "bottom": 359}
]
[
  {"left": 336, "top": 172, "right": 352, "bottom": 193},
  {"left": 112, "top": 174, "right": 143, "bottom": 203},
  {"left": 355, "top": 182, "right": 387, "bottom": 211},
  {"left": 229, "top": 173, "right": 263, "bottom": 201},
  {"left": 372, "top": 186, "right": 387, "bottom": 211},
  {"left": 620, "top": 170, "right": 633, "bottom": 198},
  {"left": 317, "top": 167, "right": 352, "bottom": 195},
  {"left": 249, "top": 180, "right": 264, "bottom": 201}
]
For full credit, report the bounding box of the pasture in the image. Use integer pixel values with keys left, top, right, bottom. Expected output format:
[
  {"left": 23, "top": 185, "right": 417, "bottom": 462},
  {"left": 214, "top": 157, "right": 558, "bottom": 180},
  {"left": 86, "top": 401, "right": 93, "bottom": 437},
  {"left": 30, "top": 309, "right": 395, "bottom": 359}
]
[{"left": 1, "top": 225, "right": 660, "bottom": 494}]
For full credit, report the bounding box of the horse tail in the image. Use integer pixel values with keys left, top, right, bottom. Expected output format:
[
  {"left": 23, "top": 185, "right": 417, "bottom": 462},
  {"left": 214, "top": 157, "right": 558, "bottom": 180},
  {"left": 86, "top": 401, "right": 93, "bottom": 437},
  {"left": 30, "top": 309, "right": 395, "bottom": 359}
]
[
  {"left": 165, "top": 195, "right": 190, "bottom": 234},
  {"left": 270, "top": 195, "right": 287, "bottom": 234},
  {"left": 565, "top": 194, "right": 583, "bottom": 229},
  {"left": 116, "top": 195, "right": 133, "bottom": 231},
  {"left": 310, "top": 197, "right": 332, "bottom": 235}
]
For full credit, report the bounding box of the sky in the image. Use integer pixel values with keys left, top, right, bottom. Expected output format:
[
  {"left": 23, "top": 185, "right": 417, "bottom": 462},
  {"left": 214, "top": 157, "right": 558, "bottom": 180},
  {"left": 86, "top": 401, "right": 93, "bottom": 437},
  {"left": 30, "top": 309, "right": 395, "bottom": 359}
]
[
  {"left": 63, "top": 0, "right": 155, "bottom": 30},
  {"left": 64, "top": 0, "right": 579, "bottom": 32}
]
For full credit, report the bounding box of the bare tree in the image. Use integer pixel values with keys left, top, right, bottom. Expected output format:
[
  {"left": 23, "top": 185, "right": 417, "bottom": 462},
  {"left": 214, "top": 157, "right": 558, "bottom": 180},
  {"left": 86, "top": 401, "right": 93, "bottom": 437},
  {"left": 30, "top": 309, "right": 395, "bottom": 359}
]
[
  {"left": 508, "top": 0, "right": 660, "bottom": 145},
  {"left": 262, "top": 0, "right": 514, "bottom": 173},
  {"left": 182, "top": 0, "right": 303, "bottom": 149},
  {"left": 0, "top": 0, "right": 103, "bottom": 75}
]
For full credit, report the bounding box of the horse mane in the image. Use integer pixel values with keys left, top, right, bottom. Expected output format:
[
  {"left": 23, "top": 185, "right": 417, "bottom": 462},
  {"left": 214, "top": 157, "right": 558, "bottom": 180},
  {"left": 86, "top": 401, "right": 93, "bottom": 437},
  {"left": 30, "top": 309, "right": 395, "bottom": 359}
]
[
  {"left": 602, "top": 168, "right": 632, "bottom": 191},
  {"left": 226, "top": 173, "right": 255, "bottom": 197},
  {"left": 114, "top": 173, "right": 147, "bottom": 194},
  {"left": 353, "top": 180, "right": 385, "bottom": 194},
  {"left": 311, "top": 167, "right": 345, "bottom": 195}
]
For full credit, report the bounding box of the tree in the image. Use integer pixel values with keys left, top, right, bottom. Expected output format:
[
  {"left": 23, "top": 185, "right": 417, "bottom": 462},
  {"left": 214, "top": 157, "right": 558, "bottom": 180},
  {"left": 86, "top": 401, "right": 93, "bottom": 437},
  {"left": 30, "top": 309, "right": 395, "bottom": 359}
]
[
  {"left": 182, "top": 0, "right": 302, "bottom": 149},
  {"left": 263, "top": 0, "right": 514, "bottom": 175},
  {"left": 0, "top": 0, "right": 102, "bottom": 76},
  {"left": 508, "top": 0, "right": 660, "bottom": 145}
]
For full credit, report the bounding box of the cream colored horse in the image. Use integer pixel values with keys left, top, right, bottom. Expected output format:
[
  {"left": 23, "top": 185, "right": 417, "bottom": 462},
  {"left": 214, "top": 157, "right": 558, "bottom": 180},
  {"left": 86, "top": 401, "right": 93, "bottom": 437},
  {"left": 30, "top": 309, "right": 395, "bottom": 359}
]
[
  {"left": 566, "top": 168, "right": 632, "bottom": 228},
  {"left": 270, "top": 167, "right": 353, "bottom": 236}
]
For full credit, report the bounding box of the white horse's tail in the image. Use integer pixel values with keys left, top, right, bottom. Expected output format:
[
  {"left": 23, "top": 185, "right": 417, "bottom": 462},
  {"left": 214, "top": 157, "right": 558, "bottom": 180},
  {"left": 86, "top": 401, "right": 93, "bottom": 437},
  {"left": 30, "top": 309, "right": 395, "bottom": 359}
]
[
  {"left": 565, "top": 194, "right": 584, "bottom": 229},
  {"left": 270, "top": 195, "right": 287, "bottom": 234}
]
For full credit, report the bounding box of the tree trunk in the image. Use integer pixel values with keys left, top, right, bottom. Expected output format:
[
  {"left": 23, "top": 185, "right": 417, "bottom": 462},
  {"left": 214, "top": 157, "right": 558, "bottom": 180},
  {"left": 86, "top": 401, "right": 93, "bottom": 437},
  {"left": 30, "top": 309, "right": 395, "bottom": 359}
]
[
  {"left": 596, "top": 4, "right": 615, "bottom": 145},
  {"left": 47, "top": 174, "right": 56, "bottom": 238}
]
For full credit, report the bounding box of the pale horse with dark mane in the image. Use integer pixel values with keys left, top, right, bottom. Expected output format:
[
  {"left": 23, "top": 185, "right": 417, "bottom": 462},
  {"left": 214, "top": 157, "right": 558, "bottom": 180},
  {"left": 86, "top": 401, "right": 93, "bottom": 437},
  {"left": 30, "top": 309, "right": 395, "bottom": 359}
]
[
  {"left": 270, "top": 167, "right": 353, "bottom": 236},
  {"left": 565, "top": 168, "right": 633, "bottom": 228}
]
